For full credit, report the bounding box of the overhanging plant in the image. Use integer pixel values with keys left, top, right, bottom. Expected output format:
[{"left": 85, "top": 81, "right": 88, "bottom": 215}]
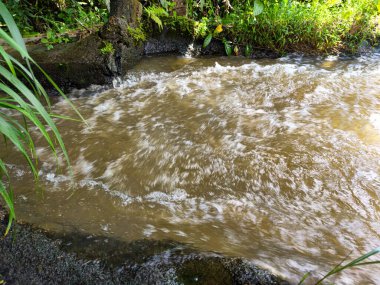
[{"left": 0, "top": 0, "right": 83, "bottom": 235}]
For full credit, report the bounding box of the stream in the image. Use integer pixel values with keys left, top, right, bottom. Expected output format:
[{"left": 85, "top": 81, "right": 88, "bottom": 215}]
[{"left": 2, "top": 55, "right": 380, "bottom": 284}]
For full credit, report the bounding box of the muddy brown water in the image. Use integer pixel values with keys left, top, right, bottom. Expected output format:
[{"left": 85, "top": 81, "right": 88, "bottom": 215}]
[{"left": 2, "top": 55, "right": 380, "bottom": 284}]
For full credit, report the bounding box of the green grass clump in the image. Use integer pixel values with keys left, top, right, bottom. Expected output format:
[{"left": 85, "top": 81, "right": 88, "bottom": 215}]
[{"left": 250, "top": 0, "right": 379, "bottom": 54}]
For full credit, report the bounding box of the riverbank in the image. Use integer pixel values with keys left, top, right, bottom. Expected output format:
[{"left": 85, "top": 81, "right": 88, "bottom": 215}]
[
  {"left": 0, "top": 208, "right": 290, "bottom": 285},
  {"left": 3, "top": 0, "right": 380, "bottom": 92},
  {"left": 20, "top": 29, "right": 279, "bottom": 92},
  {"left": 4, "top": 0, "right": 379, "bottom": 55}
]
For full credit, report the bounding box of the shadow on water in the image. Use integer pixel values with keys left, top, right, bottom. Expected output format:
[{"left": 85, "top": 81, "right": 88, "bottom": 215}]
[
  {"left": 51, "top": 230, "right": 289, "bottom": 285},
  {"left": 0, "top": 211, "right": 288, "bottom": 285}
]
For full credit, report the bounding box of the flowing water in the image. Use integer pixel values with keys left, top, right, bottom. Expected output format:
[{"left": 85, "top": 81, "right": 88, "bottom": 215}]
[{"left": 2, "top": 55, "right": 380, "bottom": 284}]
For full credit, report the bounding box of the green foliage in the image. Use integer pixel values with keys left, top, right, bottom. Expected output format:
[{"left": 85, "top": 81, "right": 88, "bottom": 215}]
[
  {"left": 248, "top": 0, "right": 379, "bottom": 54},
  {"left": 202, "top": 24, "right": 223, "bottom": 47},
  {"left": 0, "top": 1, "right": 82, "bottom": 235},
  {"left": 127, "top": 26, "right": 147, "bottom": 44},
  {"left": 100, "top": 40, "right": 115, "bottom": 54},
  {"left": 223, "top": 38, "right": 232, "bottom": 56},
  {"left": 2, "top": 0, "right": 108, "bottom": 35},
  {"left": 193, "top": 17, "right": 209, "bottom": 38},
  {"left": 245, "top": 44, "right": 253, "bottom": 56},
  {"left": 2, "top": 0, "right": 109, "bottom": 49},
  {"left": 253, "top": 0, "right": 264, "bottom": 16},
  {"left": 162, "top": 15, "right": 196, "bottom": 35},
  {"left": 203, "top": 33, "right": 212, "bottom": 47},
  {"left": 41, "top": 29, "right": 71, "bottom": 50},
  {"left": 144, "top": 5, "right": 169, "bottom": 31},
  {"left": 180, "top": 0, "right": 380, "bottom": 55}
]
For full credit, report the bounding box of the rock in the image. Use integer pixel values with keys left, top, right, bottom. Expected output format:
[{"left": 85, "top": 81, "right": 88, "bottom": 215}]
[
  {"left": 110, "top": 0, "right": 143, "bottom": 25},
  {"left": 0, "top": 223, "right": 114, "bottom": 285},
  {"left": 357, "top": 40, "right": 373, "bottom": 54},
  {"left": 0, "top": 218, "right": 290, "bottom": 285},
  {"left": 12, "top": 0, "right": 277, "bottom": 92},
  {"left": 9, "top": 0, "right": 145, "bottom": 92},
  {"left": 27, "top": 34, "right": 114, "bottom": 92}
]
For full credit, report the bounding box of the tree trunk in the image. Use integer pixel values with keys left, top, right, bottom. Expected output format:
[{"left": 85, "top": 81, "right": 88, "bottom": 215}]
[{"left": 109, "top": 0, "right": 142, "bottom": 25}]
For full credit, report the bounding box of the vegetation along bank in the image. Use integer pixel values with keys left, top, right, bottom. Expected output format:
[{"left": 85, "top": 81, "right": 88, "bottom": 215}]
[
  {"left": 1, "top": 0, "right": 380, "bottom": 90},
  {"left": 4, "top": 0, "right": 380, "bottom": 54}
]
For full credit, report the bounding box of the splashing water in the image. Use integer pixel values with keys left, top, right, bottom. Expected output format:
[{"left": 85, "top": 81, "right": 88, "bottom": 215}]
[{"left": 2, "top": 55, "right": 380, "bottom": 284}]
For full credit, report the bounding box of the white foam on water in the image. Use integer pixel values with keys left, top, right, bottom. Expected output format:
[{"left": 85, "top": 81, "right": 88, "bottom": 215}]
[
  {"left": 73, "top": 155, "right": 94, "bottom": 176},
  {"left": 6, "top": 54, "right": 380, "bottom": 285},
  {"left": 369, "top": 113, "right": 380, "bottom": 131}
]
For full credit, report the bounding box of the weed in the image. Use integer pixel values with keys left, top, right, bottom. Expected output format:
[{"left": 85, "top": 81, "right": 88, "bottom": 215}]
[
  {"left": 100, "top": 41, "right": 115, "bottom": 54},
  {"left": 41, "top": 29, "right": 71, "bottom": 50},
  {"left": 127, "top": 25, "right": 147, "bottom": 44}
]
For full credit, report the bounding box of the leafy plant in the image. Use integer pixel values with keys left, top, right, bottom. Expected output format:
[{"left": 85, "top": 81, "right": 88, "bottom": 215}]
[
  {"left": 127, "top": 26, "right": 147, "bottom": 44},
  {"left": 253, "top": 0, "right": 264, "bottom": 16},
  {"left": 41, "top": 29, "right": 71, "bottom": 50},
  {"left": 202, "top": 24, "right": 223, "bottom": 48},
  {"left": 144, "top": 5, "right": 169, "bottom": 31},
  {"left": 222, "top": 38, "right": 232, "bottom": 55},
  {"left": 0, "top": 0, "right": 83, "bottom": 235},
  {"left": 193, "top": 17, "right": 209, "bottom": 38},
  {"left": 100, "top": 40, "right": 115, "bottom": 54},
  {"left": 2, "top": 0, "right": 109, "bottom": 50}
]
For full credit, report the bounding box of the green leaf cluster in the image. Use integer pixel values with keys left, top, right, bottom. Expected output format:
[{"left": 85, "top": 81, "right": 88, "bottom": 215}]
[{"left": 100, "top": 40, "right": 115, "bottom": 54}]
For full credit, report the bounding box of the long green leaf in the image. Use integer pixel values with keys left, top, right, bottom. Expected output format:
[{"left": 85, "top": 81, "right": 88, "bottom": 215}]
[
  {"left": 297, "top": 272, "right": 310, "bottom": 285},
  {"left": 253, "top": 0, "right": 264, "bottom": 16},
  {"left": 8, "top": 53, "right": 52, "bottom": 107},
  {"left": 0, "top": 2, "right": 82, "bottom": 235},
  {"left": 0, "top": 65, "right": 69, "bottom": 167},
  {"left": 0, "top": 28, "right": 30, "bottom": 59},
  {"left": 203, "top": 33, "right": 212, "bottom": 48},
  {"left": 0, "top": 159, "right": 9, "bottom": 179},
  {"left": 0, "top": 46, "right": 16, "bottom": 75},
  {"left": 0, "top": 95, "right": 56, "bottom": 158},
  {"left": 314, "top": 248, "right": 380, "bottom": 285},
  {"left": 0, "top": 180, "right": 15, "bottom": 236},
  {"left": 0, "top": 116, "right": 37, "bottom": 176}
]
